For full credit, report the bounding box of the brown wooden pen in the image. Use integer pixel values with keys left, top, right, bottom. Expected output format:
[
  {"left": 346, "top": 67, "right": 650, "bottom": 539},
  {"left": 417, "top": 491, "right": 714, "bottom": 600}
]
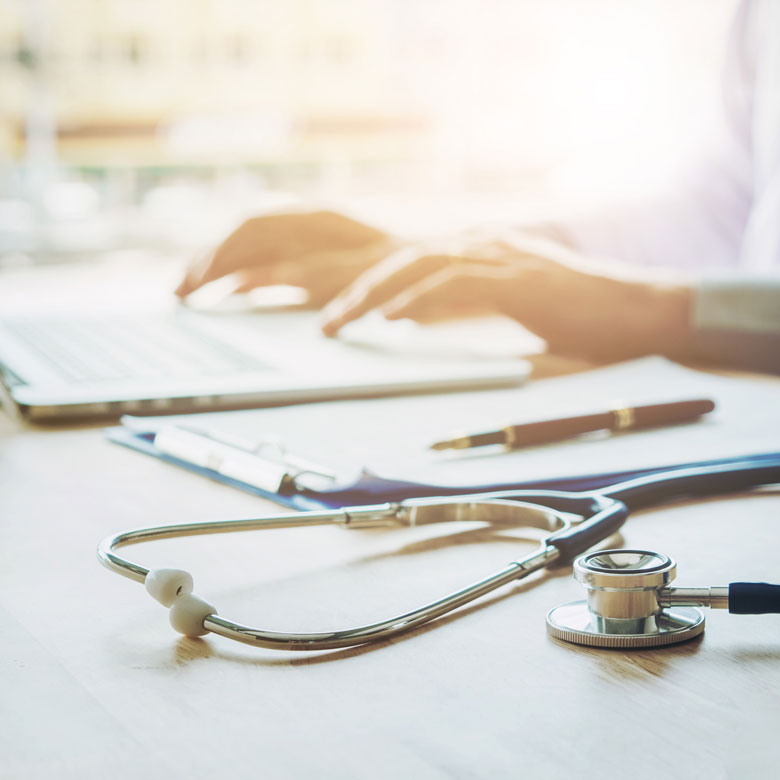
[{"left": 430, "top": 398, "right": 716, "bottom": 451}]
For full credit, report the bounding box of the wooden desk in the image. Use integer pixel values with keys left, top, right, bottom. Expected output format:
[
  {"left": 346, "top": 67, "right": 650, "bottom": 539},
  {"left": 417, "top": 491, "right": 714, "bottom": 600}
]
[{"left": 1, "top": 263, "right": 779, "bottom": 780}]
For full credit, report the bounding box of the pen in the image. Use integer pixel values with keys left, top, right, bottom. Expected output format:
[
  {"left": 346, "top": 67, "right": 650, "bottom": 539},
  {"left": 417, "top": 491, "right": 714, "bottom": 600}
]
[{"left": 430, "top": 398, "right": 716, "bottom": 451}]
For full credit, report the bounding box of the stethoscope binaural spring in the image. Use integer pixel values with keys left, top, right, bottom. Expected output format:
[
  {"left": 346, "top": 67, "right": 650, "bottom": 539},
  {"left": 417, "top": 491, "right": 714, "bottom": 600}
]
[{"left": 98, "top": 458, "right": 780, "bottom": 652}]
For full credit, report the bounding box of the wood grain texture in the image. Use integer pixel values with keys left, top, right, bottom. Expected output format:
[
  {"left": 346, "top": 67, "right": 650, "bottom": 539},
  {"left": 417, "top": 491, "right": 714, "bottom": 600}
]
[{"left": 3, "top": 408, "right": 779, "bottom": 780}]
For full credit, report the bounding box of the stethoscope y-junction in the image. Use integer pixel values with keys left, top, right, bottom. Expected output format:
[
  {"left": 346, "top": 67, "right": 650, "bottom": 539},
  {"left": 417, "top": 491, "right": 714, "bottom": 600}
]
[{"left": 98, "top": 457, "right": 780, "bottom": 651}]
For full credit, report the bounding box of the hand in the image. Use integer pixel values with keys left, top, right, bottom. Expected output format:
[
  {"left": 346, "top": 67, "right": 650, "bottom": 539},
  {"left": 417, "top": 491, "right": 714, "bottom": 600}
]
[
  {"left": 175, "top": 210, "right": 398, "bottom": 306},
  {"left": 320, "top": 234, "right": 693, "bottom": 361}
]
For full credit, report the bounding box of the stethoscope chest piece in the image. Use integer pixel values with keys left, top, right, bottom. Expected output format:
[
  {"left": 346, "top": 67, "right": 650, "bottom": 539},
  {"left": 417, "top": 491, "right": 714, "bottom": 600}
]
[{"left": 546, "top": 550, "right": 706, "bottom": 649}]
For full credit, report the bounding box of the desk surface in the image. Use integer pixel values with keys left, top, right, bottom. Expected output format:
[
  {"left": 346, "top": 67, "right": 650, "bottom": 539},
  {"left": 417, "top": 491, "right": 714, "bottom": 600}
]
[{"left": 1, "top": 262, "right": 779, "bottom": 780}]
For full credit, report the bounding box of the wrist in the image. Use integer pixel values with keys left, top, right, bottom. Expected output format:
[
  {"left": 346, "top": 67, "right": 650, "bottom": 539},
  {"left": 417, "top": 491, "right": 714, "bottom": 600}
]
[
  {"left": 625, "top": 280, "right": 694, "bottom": 358},
  {"left": 553, "top": 273, "right": 694, "bottom": 362}
]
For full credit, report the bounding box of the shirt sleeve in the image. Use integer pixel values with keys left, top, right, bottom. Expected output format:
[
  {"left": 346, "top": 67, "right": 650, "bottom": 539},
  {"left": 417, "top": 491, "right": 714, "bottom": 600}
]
[
  {"left": 694, "top": 276, "right": 780, "bottom": 333},
  {"left": 689, "top": 275, "right": 780, "bottom": 373}
]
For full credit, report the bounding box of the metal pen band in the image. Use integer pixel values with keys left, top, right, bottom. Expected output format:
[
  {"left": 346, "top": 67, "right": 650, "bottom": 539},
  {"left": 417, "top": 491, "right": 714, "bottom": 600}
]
[
  {"left": 502, "top": 425, "right": 517, "bottom": 447},
  {"left": 610, "top": 404, "right": 636, "bottom": 430}
]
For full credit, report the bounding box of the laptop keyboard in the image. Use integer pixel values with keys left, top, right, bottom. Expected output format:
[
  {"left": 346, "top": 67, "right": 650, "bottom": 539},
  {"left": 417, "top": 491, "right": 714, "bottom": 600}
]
[{"left": 2, "top": 316, "right": 267, "bottom": 384}]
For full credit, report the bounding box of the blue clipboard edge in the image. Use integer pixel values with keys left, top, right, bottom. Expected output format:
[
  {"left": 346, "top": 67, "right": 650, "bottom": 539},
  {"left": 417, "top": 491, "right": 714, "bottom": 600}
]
[
  {"left": 107, "top": 425, "right": 780, "bottom": 511},
  {"left": 106, "top": 425, "right": 325, "bottom": 511}
]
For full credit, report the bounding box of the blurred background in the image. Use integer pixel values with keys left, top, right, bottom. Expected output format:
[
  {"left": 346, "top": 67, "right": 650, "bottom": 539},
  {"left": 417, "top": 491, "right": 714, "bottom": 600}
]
[{"left": 0, "top": 0, "right": 735, "bottom": 267}]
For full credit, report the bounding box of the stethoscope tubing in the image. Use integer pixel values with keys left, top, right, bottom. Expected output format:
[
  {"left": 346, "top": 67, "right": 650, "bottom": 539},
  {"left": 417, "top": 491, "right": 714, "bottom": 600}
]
[
  {"left": 98, "top": 457, "right": 780, "bottom": 651},
  {"left": 601, "top": 457, "right": 780, "bottom": 510}
]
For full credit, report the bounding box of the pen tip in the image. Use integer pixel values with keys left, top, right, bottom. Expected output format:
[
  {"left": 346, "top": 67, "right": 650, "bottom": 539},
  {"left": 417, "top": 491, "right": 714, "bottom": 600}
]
[{"left": 430, "top": 436, "right": 471, "bottom": 451}]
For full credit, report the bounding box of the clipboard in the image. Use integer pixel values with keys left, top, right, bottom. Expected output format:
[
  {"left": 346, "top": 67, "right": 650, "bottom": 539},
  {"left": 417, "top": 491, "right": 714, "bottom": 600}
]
[
  {"left": 106, "top": 357, "right": 780, "bottom": 510},
  {"left": 104, "top": 420, "right": 780, "bottom": 510}
]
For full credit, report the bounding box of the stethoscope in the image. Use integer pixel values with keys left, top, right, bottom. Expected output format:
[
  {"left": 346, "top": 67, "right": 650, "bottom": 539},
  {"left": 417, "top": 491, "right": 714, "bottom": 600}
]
[{"left": 98, "top": 457, "right": 780, "bottom": 651}]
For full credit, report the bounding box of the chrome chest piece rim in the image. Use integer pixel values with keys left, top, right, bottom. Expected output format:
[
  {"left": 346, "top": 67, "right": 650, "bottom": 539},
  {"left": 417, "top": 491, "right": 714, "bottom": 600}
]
[
  {"left": 546, "top": 549, "right": 706, "bottom": 648},
  {"left": 546, "top": 602, "right": 705, "bottom": 648}
]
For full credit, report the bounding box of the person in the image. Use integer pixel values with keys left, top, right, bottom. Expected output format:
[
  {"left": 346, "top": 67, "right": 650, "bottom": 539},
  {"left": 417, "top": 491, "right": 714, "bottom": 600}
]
[{"left": 175, "top": 0, "right": 780, "bottom": 373}]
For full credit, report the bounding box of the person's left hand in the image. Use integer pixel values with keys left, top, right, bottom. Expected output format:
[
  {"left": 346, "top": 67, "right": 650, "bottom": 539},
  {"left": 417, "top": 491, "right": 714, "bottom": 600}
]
[{"left": 320, "top": 233, "right": 693, "bottom": 361}]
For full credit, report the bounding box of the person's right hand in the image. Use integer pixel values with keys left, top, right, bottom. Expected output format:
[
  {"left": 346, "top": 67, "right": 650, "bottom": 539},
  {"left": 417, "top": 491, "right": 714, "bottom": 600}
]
[{"left": 175, "top": 210, "right": 398, "bottom": 306}]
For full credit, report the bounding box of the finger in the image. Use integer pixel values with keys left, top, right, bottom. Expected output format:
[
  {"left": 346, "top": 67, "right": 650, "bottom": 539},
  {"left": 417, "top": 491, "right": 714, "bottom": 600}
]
[
  {"left": 175, "top": 255, "right": 225, "bottom": 297},
  {"left": 176, "top": 211, "right": 391, "bottom": 298},
  {"left": 175, "top": 217, "right": 288, "bottom": 297},
  {"left": 175, "top": 247, "right": 252, "bottom": 298},
  {"left": 383, "top": 265, "right": 515, "bottom": 322},
  {"left": 176, "top": 243, "right": 261, "bottom": 297},
  {"left": 320, "top": 249, "right": 452, "bottom": 335},
  {"left": 231, "top": 241, "right": 396, "bottom": 302},
  {"left": 232, "top": 259, "right": 308, "bottom": 293},
  {"left": 175, "top": 251, "right": 214, "bottom": 297}
]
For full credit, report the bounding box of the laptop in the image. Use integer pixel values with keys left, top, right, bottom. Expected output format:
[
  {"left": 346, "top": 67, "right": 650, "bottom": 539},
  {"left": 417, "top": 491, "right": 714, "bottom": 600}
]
[{"left": 0, "top": 307, "right": 531, "bottom": 422}]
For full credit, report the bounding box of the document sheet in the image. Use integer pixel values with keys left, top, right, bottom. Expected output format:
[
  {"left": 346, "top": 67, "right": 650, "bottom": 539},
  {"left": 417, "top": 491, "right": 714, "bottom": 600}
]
[{"left": 119, "top": 357, "right": 780, "bottom": 491}]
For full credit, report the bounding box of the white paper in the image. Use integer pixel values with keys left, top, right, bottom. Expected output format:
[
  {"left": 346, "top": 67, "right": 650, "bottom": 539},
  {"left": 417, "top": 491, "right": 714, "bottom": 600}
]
[{"left": 122, "top": 357, "right": 780, "bottom": 489}]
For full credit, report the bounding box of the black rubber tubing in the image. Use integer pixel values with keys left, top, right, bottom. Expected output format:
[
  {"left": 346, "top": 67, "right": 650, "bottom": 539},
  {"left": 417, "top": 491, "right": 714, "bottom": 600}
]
[
  {"left": 547, "top": 500, "right": 629, "bottom": 564},
  {"left": 729, "top": 582, "right": 780, "bottom": 614},
  {"left": 600, "top": 459, "right": 780, "bottom": 512}
]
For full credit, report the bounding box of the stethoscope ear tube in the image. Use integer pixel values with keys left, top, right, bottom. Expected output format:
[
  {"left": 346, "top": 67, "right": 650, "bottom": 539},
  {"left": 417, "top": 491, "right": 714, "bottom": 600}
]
[
  {"left": 600, "top": 459, "right": 780, "bottom": 511},
  {"left": 547, "top": 498, "right": 629, "bottom": 564},
  {"left": 478, "top": 490, "right": 631, "bottom": 565}
]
